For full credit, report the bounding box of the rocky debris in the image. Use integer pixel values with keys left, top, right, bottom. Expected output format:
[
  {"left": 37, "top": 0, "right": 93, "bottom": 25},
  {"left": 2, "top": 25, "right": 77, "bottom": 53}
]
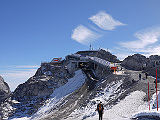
[
  {"left": 0, "top": 75, "right": 11, "bottom": 102},
  {"left": 121, "top": 54, "right": 148, "bottom": 70},
  {"left": 0, "top": 97, "right": 18, "bottom": 119}
]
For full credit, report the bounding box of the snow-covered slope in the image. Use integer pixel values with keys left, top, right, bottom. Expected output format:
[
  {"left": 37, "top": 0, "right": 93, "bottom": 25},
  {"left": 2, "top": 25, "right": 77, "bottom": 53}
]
[
  {"left": 10, "top": 90, "right": 160, "bottom": 120},
  {"left": 66, "top": 80, "right": 124, "bottom": 120},
  {"left": 31, "top": 69, "right": 86, "bottom": 120},
  {"left": 65, "top": 90, "right": 160, "bottom": 120},
  {"left": 84, "top": 91, "right": 146, "bottom": 120},
  {"left": 8, "top": 63, "right": 160, "bottom": 120},
  {"left": 132, "top": 92, "right": 160, "bottom": 119}
]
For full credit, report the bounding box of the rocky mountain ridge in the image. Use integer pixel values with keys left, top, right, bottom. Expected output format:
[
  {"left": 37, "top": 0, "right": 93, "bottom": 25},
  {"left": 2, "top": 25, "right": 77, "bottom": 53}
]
[
  {"left": 8, "top": 49, "right": 117, "bottom": 119},
  {"left": 121, "top": 53, "right": 160, "bottom": 78},
  {"left": 1, "top": 50, "right": 160, "bottom": 119}
]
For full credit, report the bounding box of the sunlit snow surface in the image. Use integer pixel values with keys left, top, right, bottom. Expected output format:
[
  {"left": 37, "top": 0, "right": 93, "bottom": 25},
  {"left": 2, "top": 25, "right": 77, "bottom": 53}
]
[
  {"left": 132, "top": 91, "right": 160, "bottom": 119},
  {"left": 65, "top": 80, "right": 124, "bottom": 120},
  {"left": 66, "top": 84, "right": 147, "bottom": 120}
]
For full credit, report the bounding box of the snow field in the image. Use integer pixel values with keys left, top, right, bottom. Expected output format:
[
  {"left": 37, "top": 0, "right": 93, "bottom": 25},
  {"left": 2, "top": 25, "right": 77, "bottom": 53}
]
[
  {"left": 9, "top": 90, "right": 148, "bottom": 120},
  {"left": 66, "top": 80, "right": 125, "bottom": 120},
  {"left": 101, "top": 91, "right": 146, "bottom": 120},
  {"left": 132, "top": 91, "right": 160, "bottom": 119}
]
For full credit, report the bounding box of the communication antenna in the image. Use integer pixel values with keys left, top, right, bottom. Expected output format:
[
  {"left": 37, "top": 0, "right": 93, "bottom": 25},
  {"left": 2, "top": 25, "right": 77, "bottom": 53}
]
[{"left": 90, "top": 43, "right": 91, "bottom": 50}]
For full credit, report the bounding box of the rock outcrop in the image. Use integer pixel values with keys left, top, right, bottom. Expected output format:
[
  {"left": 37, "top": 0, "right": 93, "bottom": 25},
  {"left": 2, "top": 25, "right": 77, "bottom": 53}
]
[
  {"left": 121, "top": 54, "right": 149, "bottom": 70},
  {"left": 8, "top": 49, "right": 120, "bottom": 118},
  {"left": 90, "top": 49, "right": 120, "bottom": 63},
  {"left": 11, "top": 60, "right": 72, "bottom": 116},
  {"left": 0, "top": 75, "right": 14, "bottom": 119},
  {"left": 0, "top": 75, "right": 11, "bottom": 101},
  {"left": 143, "top": 55, "right": 160, "bottom": 78},
  {"left": 77, "top": 49, "right": 120, "bottom": 63},
  {"left": 13, "top": 62, "right": 71, "bottom": 99},
  {"left": 121, "top": 54, "right": 160, "bottom": 78}
]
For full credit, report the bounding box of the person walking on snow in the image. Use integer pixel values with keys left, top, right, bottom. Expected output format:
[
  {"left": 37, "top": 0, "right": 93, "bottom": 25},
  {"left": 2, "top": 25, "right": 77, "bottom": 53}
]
[
  {"left": 145, "top": 72, "right": 148, "bottom": 79},
  {"left": 139, "top": 74, "right": 141, "bottom": 80},
  {"left": 97, "top": 101, "right": 104, "bottom": 120}
]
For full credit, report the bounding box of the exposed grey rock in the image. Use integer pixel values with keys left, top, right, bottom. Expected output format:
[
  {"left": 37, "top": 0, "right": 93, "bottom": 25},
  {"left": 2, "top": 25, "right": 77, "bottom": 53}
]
[
  {"left": 94, "top": 49, "right": 120, "bottom": 63},
  {"left": 11, "top": 61, "right": 72, "bottom": 116},
  {"left": 0, "top": 75, "right": 11, "bottom": 101},
  {"left": 13, "top": 62, "right": 71, "bottom": 98},
  {"left": 121, "top": 54, "right": 160, "bottom": 78},
  {"left": 143, "top": 55, "right": 160, "bottom": 78},
  {"left": 149, "top": 55, "right": 160, "bottom": 61},
  {"left": 0, "top": 76, "right": 13, "bottom": 119},
  {"left": 121, "top": 54, "right": 148, "bottom": 70},
  {"left": 8, "top": 49, "right": 120, "bottom": 119}
]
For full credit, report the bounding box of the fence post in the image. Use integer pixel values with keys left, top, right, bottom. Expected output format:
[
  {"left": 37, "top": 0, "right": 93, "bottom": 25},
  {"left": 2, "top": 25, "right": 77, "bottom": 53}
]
[
  {"left": 148, "top": 82, "right": 150, "bottom": 110},
  {"left": 156, "top": 69, "right": 158, "bottom": 111}
]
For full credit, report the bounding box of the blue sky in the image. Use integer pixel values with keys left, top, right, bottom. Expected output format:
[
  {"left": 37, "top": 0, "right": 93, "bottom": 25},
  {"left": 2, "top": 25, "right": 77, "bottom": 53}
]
[{"left": 1, "top": 0, "right": 160, "bottom": 91}]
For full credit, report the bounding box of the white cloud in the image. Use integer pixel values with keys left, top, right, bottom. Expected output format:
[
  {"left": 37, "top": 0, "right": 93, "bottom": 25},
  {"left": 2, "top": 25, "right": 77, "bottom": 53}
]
[
  {"left": 115, "top": 53, "right": 133, "bottom": 61},
  {"left": 71, "top": 25, "right": 101, "bottom": 45},
  {"left": 119, "top": 27, "right": 160, "bottom": 57},
  {"left": 139, "top": 45, "right": 160, "bottom": 56},
  {"left": 14, "top": 65, "right": 39, "bottom": 69},
  {"left": 120, "top": 27, "right": 160, "bottom": 49},
  {"left": 2, "top": 69, "right": 37, "bottom": 80},
  {"left": 89, "top": 11, "right": 125, "bottom": 30},
  {"left": 71, "top": 11, "right": 126, "bottom": 45},
  {"left": 1, "top": 65, "right": 39, "bottom": 91}
]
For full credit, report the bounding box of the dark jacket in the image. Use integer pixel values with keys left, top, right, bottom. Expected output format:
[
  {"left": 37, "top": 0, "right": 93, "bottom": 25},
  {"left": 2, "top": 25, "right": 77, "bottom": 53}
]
[{"left": 97, "top": 103, "right": 104, "bottom": 112}]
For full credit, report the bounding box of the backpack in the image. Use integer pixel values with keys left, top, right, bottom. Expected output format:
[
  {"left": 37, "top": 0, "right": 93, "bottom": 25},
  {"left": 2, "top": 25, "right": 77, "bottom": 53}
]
[{"left": 98, "top": 104, "right": 103, "bottom": 111}]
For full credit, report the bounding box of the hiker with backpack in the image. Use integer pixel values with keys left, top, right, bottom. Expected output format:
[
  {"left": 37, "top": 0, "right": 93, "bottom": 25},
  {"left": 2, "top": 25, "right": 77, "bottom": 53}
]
[
  {"left": 145, "top": 72, "right": 148, "bottom": 79},
  {"left": 139, "top": 74, "right": 141, "bottom": 80},
  {"left": 96, "top": 101, "right": 104, "bottom": 120}
]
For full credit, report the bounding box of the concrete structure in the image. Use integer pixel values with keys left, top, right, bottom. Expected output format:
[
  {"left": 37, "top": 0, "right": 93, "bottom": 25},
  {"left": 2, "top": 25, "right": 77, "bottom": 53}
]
[
  {"left": 66, "top": 51, "right": 118, "bottom": 78},
  {"left": 67, "top": 60, "right": 90, "bottom": 74},
  {"left": 76, "top": 50, "right": 98, "bottom": 56},
  {"left": 67, "top": 61, "right": 77, "bottom": 74}
]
